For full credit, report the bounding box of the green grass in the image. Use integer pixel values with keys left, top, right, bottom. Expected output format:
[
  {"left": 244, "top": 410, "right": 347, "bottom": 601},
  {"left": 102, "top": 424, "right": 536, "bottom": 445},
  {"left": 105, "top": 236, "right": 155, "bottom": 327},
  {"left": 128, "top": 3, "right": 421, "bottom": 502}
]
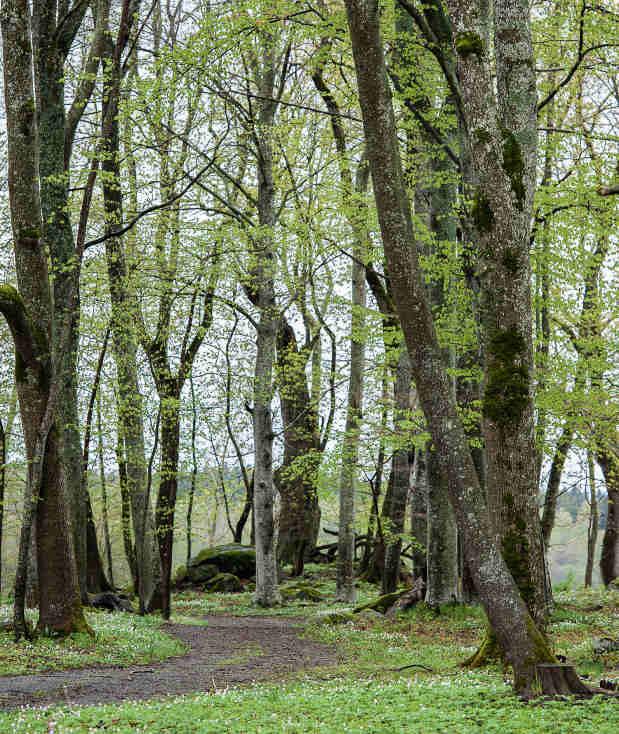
[
  {"left": 1, "top": 675, "right": 617, "bottom": 733},
  {"left": 173, "top": 566, "right": 377, "bottom": 619},
  {"left": 0, "top": 607, "right": 187, "bottom": 675},
  {"left": 0, "top": 580, "right": 617, "bottom": 732}
]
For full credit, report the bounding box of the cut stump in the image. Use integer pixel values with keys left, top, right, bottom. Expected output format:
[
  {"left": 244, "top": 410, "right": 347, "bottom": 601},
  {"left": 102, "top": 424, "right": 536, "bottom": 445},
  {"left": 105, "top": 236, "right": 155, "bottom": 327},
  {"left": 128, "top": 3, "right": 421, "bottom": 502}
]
[{"left": 536, "top": 664, "right": 592, "bottom": 697}]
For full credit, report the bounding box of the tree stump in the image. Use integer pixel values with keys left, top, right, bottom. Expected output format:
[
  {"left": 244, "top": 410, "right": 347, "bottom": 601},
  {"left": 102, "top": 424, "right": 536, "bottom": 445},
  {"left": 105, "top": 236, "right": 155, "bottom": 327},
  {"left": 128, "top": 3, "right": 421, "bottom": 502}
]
[{"left": 536, "top": 664, "right": 592, "bottom": 697}]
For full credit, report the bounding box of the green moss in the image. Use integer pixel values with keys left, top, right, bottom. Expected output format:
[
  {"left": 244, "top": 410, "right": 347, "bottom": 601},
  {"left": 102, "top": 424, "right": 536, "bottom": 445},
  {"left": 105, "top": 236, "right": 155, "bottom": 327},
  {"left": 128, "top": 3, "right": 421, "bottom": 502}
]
[
  {"left": 501, "top": 129, "right": 525, "bottom": 209},
  {"left": 474, "top": 128, "right": 492, "bottom": 145},
  {"left": 354, "top": 590, "right": 405, "bottom": 615},
  {"left": 471, "top": 190, "right": 494, "bottom": 233},
  {"left": 501, "top": 528, "right": 535, "bottom": 607},
  {"left": 502, "top": 248, "right": 520, "bottom": 274},
  {"left": 455, "top": 31, "right": 485, "bottom": 59},
  {"left": 483, "top": 327, "right": 529, "bottom": 426},
  {"left": 20, "top": 226, "right": 41, "bottom": 242},
  {"left": 464, "top": 629, "right": 501, "bottom": 668}
]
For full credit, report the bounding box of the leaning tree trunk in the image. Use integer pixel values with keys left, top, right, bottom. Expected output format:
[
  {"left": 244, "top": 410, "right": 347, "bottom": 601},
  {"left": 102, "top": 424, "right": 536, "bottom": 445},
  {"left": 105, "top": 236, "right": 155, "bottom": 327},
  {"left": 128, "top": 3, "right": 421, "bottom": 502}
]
[{"left": 343, "top": 0, "right": 567, "bottom": 696}]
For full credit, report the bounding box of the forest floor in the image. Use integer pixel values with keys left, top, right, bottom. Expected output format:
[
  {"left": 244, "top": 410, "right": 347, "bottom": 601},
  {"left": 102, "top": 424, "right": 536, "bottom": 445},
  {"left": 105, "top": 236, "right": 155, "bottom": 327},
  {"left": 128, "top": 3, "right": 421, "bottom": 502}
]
[
  {"left": 0, "top": 568, "right": 618, "bottom": 732},
  {"left": 0, "top": 615, "right": 335, "bottom": 709}
]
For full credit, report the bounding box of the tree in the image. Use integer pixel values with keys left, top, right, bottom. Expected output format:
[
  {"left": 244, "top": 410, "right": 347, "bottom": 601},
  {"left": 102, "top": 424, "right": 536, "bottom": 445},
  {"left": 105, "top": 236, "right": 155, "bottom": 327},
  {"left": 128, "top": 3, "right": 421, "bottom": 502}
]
[
  {"left": 342, "top": 0, "right": 570, "bottom": 696},
  {"left": 0, "top": 0, "right": 90, "bottom": 638}
]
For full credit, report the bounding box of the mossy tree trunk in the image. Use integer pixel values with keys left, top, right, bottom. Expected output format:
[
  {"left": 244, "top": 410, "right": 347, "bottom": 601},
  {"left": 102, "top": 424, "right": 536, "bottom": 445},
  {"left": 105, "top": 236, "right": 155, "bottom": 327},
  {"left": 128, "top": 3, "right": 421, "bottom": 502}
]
[
  {"left": 99, "top": 8, "right": 164, "bottom": 614},
  {"left": 382, "top": 348, "right": 415, "bottom": 594},
  {"left": 599, "top": 445, "right": 619, "bottom": 585},
  {"left": 275, "top": 319, "right": 321, "bottom": 576},
  {"left": 0, "top": 0, "right": 90, "bottom": 638},
  {"left": 585, "top": 451, "right": 598, "bottom": 588},
  {"left": 343, "top": 0, "right": 563, "bottom": 696}
]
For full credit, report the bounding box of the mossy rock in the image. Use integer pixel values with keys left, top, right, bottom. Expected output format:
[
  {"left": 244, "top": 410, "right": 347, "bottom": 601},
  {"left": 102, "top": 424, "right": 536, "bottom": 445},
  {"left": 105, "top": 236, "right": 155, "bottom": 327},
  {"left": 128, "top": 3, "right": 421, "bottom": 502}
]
[
  {"left": 187, "top": 563, "right": 219, "bottom": 584},
  {"left": 189, "top": 544, "right": 255, "bottom": 579},
  {"left": 314, "top": 610, "right": 355, "bottom": 626},
  {"left": 281, "top": 582, "right": 324, "bottom": 603},
  {"left": 205, "top": 572, "right": 243, "bottom": 593},
  {"left": 354, "top": 589, "right": 410, "bottom": 615},
  {"left": 355, "top": 609, "right": 383, "bottom": 624}
]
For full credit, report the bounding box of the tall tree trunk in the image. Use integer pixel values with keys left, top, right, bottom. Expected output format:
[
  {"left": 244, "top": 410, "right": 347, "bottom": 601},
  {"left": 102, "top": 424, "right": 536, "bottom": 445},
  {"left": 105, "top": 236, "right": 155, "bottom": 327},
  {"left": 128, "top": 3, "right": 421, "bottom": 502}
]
[
  {"left": 186, "top": 377, "right": 198, "bottom": 567},
  {"left": 275, "top": 319, "right": 321, "bottom": 576},
  {"left": 97, "top": 393, "right": 115, "bottom": 588},
  {"left": 116, "top": 434, "right": 138, "bottom": 592},
  {"left": 426, "top": 448, "right": 458, "bottom": 605},
  {"left": 383, "top": 348, "right": 414, "bottom": 594},
  {"left": 343, "top": 0, "right": 562, "bottom": 695},
  {"left": 1, "top": 0, "right": 88, "bottom": 639},
  {"left": 251, "top": 40, "right": 281, "bottom": 607},
  {"left": 34, "top": 1, "right": 92, "bottom": 602},
  {"left": 336, "top": 223, "right": 366, "bottom": 603},
  {"left": 410, "top": 451, "right": 428, "bottom": 581},
  {"left": 424, "top": 135, "right": 460, "bottom": 608},
  {"left": 82, "top": 328, "right": 112, "bottom": 594},
  {"left": 0, "top": 418, "right": 5, "bottom": 594},
  {"left": 599, "top": 445, "right": 619, "bottom": 585},
  {"left": 100, "top": 10, "right": 163, "bottom": 613},
  {"left": 155, "top": 390, "right": 181, "bottom": 620},
  {"left": 585, "top": 451, "right": 598, "bottom": 588}
]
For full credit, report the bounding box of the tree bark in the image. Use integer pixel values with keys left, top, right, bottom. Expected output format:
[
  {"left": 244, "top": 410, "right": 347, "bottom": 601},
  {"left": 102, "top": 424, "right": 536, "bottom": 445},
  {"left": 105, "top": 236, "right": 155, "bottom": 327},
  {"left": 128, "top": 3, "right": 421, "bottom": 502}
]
[
  {"left": 251, "top": 38, "right": 282, "bottom": 607},
  {"left": 1, "top": 0, "right": 88, "bottom": 638},
  {"left": 274, "top": 319, "right": 321, "bottom": 576},
  {"left": 343, "top": 0, "right": 561, "bottom": 695},
  {"left": 585, "top": 451, "right": 598, "bottom": 588},
  {"left": 97, "top": 393, "right": 115, "bottom": 589},
  {"left": 82, "top": 327, "right": 112, "bottom": 594},
  {"left": 599, "top": 445, "right": 618, "bottom": 585},
  {"left": 100, "top": 5, "right": 164, "bottom": 613},
  {"left": 336, "top": 218, "right": 366, "bottom": 603},
  {"left": 383, "top": 348, "right": 414, "bottom": 594}
]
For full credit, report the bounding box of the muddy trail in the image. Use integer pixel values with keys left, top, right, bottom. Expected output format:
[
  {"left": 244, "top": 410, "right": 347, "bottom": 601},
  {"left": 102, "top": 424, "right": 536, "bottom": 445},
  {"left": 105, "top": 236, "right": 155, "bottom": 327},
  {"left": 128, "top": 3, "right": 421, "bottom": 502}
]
[{"left": 0, "top": 615, "right": 337, "bottom": 710}]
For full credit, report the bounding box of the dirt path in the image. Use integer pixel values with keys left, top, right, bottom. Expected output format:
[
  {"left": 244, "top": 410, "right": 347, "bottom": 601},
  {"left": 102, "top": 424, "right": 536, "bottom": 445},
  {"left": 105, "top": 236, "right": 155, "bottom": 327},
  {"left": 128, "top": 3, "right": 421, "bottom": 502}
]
[{"left": 0, "top": 615, "right": 336, "bottom": 710}]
